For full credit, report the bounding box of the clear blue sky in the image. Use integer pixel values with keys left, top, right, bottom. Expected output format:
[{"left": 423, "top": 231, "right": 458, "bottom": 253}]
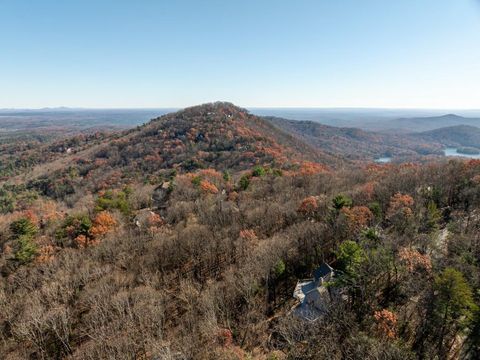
[{"left": 1, "top": 0, "right": 480, "bottom": 108}]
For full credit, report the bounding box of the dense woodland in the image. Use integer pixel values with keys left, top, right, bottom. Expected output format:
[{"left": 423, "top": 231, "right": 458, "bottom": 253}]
[
  {"left": 268, "top": 117, "right": 444, "bottom": 161},
  {"left": 0, "top": 103, "right": 479, "bottom": 359},
  {"left": 417, "top": 125, "right": 480, "bottom": 151}
]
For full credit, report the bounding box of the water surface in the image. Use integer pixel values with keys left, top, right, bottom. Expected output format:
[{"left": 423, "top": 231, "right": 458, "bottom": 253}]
[
  {"left": 375, "top": 157, "right": 392, "bottom": 163},
  {"left": 443, "top": 148, "right": 480, "bottom": 159}
]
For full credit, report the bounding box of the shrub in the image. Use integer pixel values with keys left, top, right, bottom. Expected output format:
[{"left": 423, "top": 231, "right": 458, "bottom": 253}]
[
  {"left": 361, "top": 227, "right": 380, "bottom": 243},
  {"left": 56, "top": 214, "right": 92, "bottom": 246},
  {"left": 223, "top": 170, "right": 231, "bottom": 182},
  {"left": 239, "top": 175, "right": 250, "bottom": 190},
  {"left": 272, "top": 168, "right": 283, "bottom": 177},
  {"left": 191, "top": 176, "right": 202, "bottom": 187},
  {"left": 368, "top": 202, "right": 382, "bottom": 220},
  {"left": 273, "top": 259, "right": 286, "bottom": 277},
  {"left": 0, "top": 189, "right": 15, "bottom": 213},
  {"left": 252, "top": 166, "right": 266, "bottom": 177},
  {"left": 15, "top": 234, "right": 38, "bottom": 263},
  {"left": 10, "top": 217, "right": 38, "bottom": 238},
  {"left": 95, "top": 189, "right": 130, "bottom": 215},
  {"left": 332, "top": 194, "right": 352, "bottom": 210}
]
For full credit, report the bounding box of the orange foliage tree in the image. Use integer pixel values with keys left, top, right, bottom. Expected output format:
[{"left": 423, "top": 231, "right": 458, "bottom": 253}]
[
  {"left": 297, "top": 196, "right": 319, "bottom": 217},
  {"left": 74, "top": 235, "right": 90, "bottom": 248},
  {"left": 200, "top": 180, "right": 219, "bottom": 194},
  {"left": 374, "top": 309, "right": 398, "bottom": 339},
  {"left": 199, "top": 168, "right": 222, "bottom": 179},
  {"left": 35, "top": 245, "right": 56, "bottom": 264},
  {"left": 22, "top": 210, "right": 39, "bottom": 227},
  {"left": 387, "top": 193, "right": 414, "bottom": 216},
  {"left": 360, "top": 181, "right": 377, "bottom": 201},
  {"left": 239, "top": 229, "right": 258, "bottom": 242},
  {"left": 147, "top": 212, "right": 164, "bottom": 231},
  {"left": 398, "top": 247, "right": 432, "bottom": 273},
  {"left": 298, "top": 161, "right": 329, "bottom": 175},
  {"left": 89, "top": 211, "right": 117, "bottom": 238},
  {"left": 341, "top": 206, "right": 374, "bottom": 231},
  {"left": 386, "top": 193, "right": 415, "bottom": 231}
]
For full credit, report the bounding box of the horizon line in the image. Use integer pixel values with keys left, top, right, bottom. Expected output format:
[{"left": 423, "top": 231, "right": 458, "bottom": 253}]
[{"left": 1, "top": 105, "right": 480, "bottom": 112}]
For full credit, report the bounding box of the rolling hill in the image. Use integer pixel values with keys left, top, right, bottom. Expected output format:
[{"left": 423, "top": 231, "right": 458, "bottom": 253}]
[
  {"left": 4, "top": 103, "right": 340, "bottom": 199},
  {"left": 416, "top": 124, "right": 480, "bottom": 149},
  {"left": 366, "top": 114, "right": 480, "bottom": 132},
  {"left": 267, "top": 117, "right": 444, "bottom": 160}
]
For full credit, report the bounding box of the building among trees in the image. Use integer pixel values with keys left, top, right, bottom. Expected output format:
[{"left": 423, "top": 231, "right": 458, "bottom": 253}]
[{"left": 292, "top": 263, "right": 335, "bottom": 321}]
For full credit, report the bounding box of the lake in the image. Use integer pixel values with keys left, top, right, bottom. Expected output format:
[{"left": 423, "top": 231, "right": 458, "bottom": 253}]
[
  {"left": 444, "top": 148, "right": 480, "bottom": 159},
  {"left": 375, "top": 157, "right": 392, "bottom": 163}
]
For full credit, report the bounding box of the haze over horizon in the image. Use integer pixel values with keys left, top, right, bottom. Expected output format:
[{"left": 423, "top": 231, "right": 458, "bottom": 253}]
[
  {"left": 2, "top": 0, "right": 480, "bottom": 109},
  {"left": 2, "top": 105, "right": 480, "bottom": 112}
]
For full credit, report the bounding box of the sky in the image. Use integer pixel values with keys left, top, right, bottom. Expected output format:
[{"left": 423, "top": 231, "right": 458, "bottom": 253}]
[{"left": 1, "top": 0, "right": 480, "bottom": 109}]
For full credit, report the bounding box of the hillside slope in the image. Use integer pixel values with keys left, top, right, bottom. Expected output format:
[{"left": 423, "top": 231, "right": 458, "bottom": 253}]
[
  {"left": 6, "top": 103, "right": 338, "bottom": 199},
  {"left": 113, "top": 102, "right": 337, "bottom": 171},
  {"left": 416, "top": 124, "right": 480, "bottom": 149},
  {"left": 267, "top": 117, "right": 443, "bottom": 160}
]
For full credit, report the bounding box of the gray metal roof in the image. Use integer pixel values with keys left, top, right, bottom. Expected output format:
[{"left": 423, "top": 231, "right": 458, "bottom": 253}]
[{"left": 313, "top": 263, "right": 334, "bottom": 281}]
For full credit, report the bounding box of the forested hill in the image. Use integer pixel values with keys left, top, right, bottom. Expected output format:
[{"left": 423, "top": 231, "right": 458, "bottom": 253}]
[
  {"left": 5, "top": 103, "right": 341, "bottom": 200},
  {"left": 267, "top": 116, "right": 444, "bottom": 160},
  {"left": 119, "top": 102, "right": 340, "bottom": 171},
  {"left": 416, "top": 125, "right": 480, "bottom": 149}
]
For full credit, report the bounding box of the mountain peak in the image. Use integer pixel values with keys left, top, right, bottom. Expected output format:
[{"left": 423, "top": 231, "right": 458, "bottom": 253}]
[
  {"left": 440, "top": 113, "right": 463, "bottom": 119},
  {"left": 177, "top": 102, "right": 249, "bottom": 118},
  {"left": 73, "top": 104, "right": 335, "bottom": 183}
]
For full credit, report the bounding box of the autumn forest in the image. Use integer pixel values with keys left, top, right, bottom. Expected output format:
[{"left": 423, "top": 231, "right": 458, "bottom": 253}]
[{"left": 0, "top": 103, "right": 478, "bottom": 359}]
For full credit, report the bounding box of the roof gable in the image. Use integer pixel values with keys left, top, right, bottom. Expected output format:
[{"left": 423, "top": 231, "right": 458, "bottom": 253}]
[{"left": 313, "top": 263, "right": 333, "bottom": 281}]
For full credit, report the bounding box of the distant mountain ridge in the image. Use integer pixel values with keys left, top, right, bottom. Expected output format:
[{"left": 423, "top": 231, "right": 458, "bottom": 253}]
[{"left": 369, "top": 114, "right": 480, "bottom": 132}]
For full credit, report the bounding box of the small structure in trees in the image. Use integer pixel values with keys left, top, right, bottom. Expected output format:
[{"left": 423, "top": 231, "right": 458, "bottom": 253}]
[
  {"left": 134, "top": 209, "right": 164, "bottom": 229},
  {"left": 152, "top": 181, "right": 171, "bottom": 208},
  {"left": 292, "top": 263, "right": 335, "bottom": 321}
]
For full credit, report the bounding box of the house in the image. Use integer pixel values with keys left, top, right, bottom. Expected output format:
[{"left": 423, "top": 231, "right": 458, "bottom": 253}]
[
  {"left": 313, "top": 262, "right": 334, "bottom": 284},
  {"left": 152, "top": 181, "right": 171, "bottom": 209},
  {"left": 292, "top": 263, "right": 335, "bottom": 321},
  {"left": 134, "top": 209, "right": 156, "bottom": 228}
]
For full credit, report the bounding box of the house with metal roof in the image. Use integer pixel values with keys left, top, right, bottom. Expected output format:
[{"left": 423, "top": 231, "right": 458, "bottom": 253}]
[{"left": 292, "top": 263, "right": 335, "bottom": 321}]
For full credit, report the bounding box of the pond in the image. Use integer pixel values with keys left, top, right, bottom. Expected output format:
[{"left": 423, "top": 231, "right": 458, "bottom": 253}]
[
  {"left": 443, "top": 148, "right": 480, "bottom": 159},
  {"left": 375, "top": 157, "right": 392, "bottom": 163}
]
